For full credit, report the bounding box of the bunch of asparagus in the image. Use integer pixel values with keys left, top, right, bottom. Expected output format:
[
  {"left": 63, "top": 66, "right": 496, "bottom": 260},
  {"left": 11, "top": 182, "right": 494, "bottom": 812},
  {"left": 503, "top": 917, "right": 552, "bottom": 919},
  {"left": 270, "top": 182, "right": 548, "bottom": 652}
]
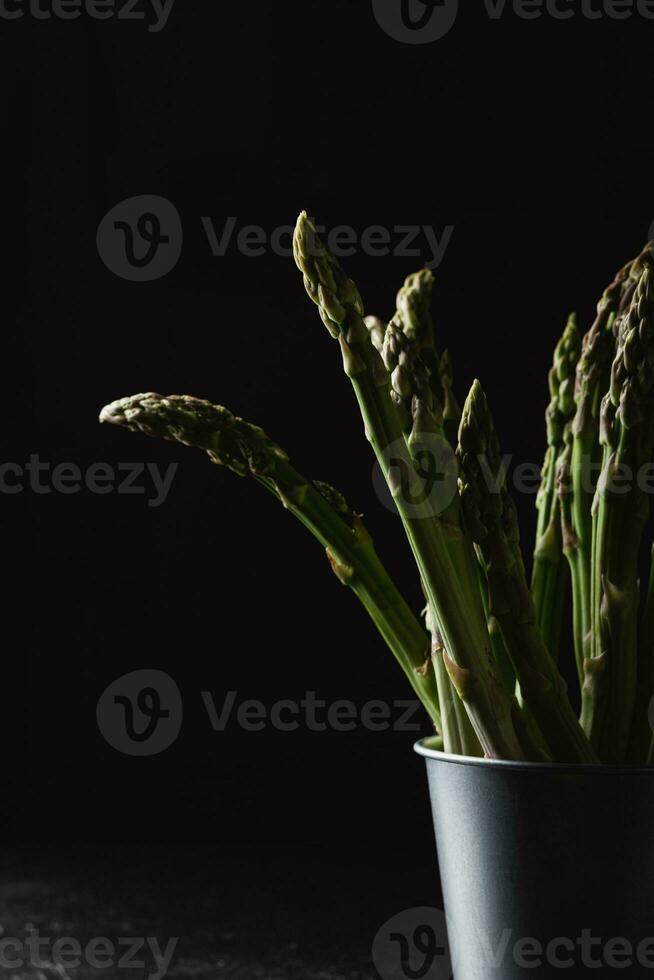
[{"left": 100, "top": 215, "right": 654, "bottom": 765}]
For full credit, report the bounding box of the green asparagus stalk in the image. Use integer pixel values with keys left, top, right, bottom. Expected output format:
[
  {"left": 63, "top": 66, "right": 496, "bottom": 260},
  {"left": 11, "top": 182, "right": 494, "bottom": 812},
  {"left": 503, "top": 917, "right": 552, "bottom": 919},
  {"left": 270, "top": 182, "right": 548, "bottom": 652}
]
[
  {"left": 393, "top": 269, "right": 460, "bottom": 444},
  {"left": 392, "top": 270, "right": 520, "bottom": 704},
  {"left": 509, "top": 697, "right": 553, "bottom": 763},
  {"left": 294, "top": 212, "right": 524, "bottom": 760},
  {"left": 384, "top": 283, "right": 485, "bottom": 757},
  {"left": 617, "top": 245, "right": 654, "bottom": 761},
  {"left": 99, "top": 393, "right": 441, "bottom": 728},
  {"left": 458, "top": 380, "right": 598, "bottom": 763},
  {"left": 532, "top": 314, "right": 581, "bottom": 660},
  {"left": 425, "top": 606, "right": 482, "bottom": 757},
  {"left": 477, "top": 570, "right": 516, "bottom": 695},
  {"left": 322, "top": 236, "right": 537, "bottom": 761},
  {"left": 584, "top": 261, "right": 654, "bottom": 762},
  {"left": 569, "top": 254, "right": 646, "bottom": 677},
  {"left": 391, "top": 277, "right": 523, "bottom": 721},
  {"left": 364, "top": 316, "right": 387, "bottom": 357},
  {"left": 557, "top": 425, "right": 584, "bottom": 678}
]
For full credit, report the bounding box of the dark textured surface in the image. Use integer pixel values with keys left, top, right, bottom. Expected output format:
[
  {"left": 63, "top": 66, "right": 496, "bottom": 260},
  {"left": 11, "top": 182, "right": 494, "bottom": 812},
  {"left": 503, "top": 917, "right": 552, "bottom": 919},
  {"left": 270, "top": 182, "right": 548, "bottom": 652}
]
[{"left": 0, "top": 844, "right": 442, "bottom": 979}]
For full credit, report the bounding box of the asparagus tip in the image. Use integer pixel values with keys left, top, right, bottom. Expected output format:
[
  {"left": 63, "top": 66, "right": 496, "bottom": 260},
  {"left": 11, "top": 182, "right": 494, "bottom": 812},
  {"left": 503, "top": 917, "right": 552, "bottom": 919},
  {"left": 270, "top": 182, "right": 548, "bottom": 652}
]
[{"left": 99, "top": 392, "right": 289, "bottom": 478}]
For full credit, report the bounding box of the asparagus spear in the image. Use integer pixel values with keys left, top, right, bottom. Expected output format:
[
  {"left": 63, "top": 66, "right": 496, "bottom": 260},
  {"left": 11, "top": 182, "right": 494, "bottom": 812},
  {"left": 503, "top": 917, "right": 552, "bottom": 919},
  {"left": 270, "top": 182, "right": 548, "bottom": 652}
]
[
  {"left": 393, "top": 269, "right": 460, "bottom": 444},
  {"left": 294, "top": 212, "right": 524, "bottom": 760},
  {"left": 569, "top": 252, "right": 648, "bottom": 675},
  {"left": 532, "top": 314, "right": 581, "bottom": 660},
  {"left": 557, "top": 425, "right": 582, "bottom": 672},
  {"left": 617, "top": 243, "right": 654, "bottom": 761},
  {"left": 458, "top": 380, "right": 598, "bottom": 763},
  {"left": 364, "top": 315, "right": 387, "bottom": 356},
  {"left": 395, "top": 271, "right": 518, "bottom": 697},
  {"left": 99, "top": 393, "right": 441, "bottom": 728},
  {"left": 384, "top": 286, "right": 485, "bottom": 757},
  {"left": 389, "top": 278, "right": 519, "bottom": 709},
  {"left": 612, "top": 243, "right": 654, "bottom": 331},
  {"left": 584, "top": 261, "right": 654, "bottom": 761}
]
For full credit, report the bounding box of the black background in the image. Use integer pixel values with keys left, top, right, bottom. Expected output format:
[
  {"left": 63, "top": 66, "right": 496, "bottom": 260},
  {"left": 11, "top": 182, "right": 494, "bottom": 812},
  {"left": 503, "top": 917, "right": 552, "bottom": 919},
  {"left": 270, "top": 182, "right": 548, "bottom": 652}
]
[{"left": 9, "top": 2, "right": 654, "bottom": 854}]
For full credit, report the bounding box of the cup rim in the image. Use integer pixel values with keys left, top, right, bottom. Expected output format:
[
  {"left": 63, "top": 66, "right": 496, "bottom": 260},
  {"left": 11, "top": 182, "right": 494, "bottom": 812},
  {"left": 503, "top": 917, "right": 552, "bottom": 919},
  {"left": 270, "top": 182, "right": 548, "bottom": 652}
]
[{"left": 414, "top": 738, "right": 654, "bottom": 774}]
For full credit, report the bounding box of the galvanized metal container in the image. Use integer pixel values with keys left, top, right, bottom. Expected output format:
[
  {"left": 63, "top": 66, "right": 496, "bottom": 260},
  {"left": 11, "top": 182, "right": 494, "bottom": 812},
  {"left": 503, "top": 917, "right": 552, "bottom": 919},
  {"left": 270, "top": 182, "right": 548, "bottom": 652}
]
[{"left": 415, "top": 741, "right": 654, "bottom": 978}]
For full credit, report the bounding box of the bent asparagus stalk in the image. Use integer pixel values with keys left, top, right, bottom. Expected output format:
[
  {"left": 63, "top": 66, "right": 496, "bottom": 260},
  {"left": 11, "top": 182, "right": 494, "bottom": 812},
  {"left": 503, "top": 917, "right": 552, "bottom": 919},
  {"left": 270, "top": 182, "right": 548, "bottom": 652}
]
[
  {"left": 294, "top": 212, "right": 524, "bottom": 760},
  {"left": 458, "top": 381, "right": 598, "bottom": 763},
  {"left": 99, "top": 393, "right": 441, "bottom": 729}
]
